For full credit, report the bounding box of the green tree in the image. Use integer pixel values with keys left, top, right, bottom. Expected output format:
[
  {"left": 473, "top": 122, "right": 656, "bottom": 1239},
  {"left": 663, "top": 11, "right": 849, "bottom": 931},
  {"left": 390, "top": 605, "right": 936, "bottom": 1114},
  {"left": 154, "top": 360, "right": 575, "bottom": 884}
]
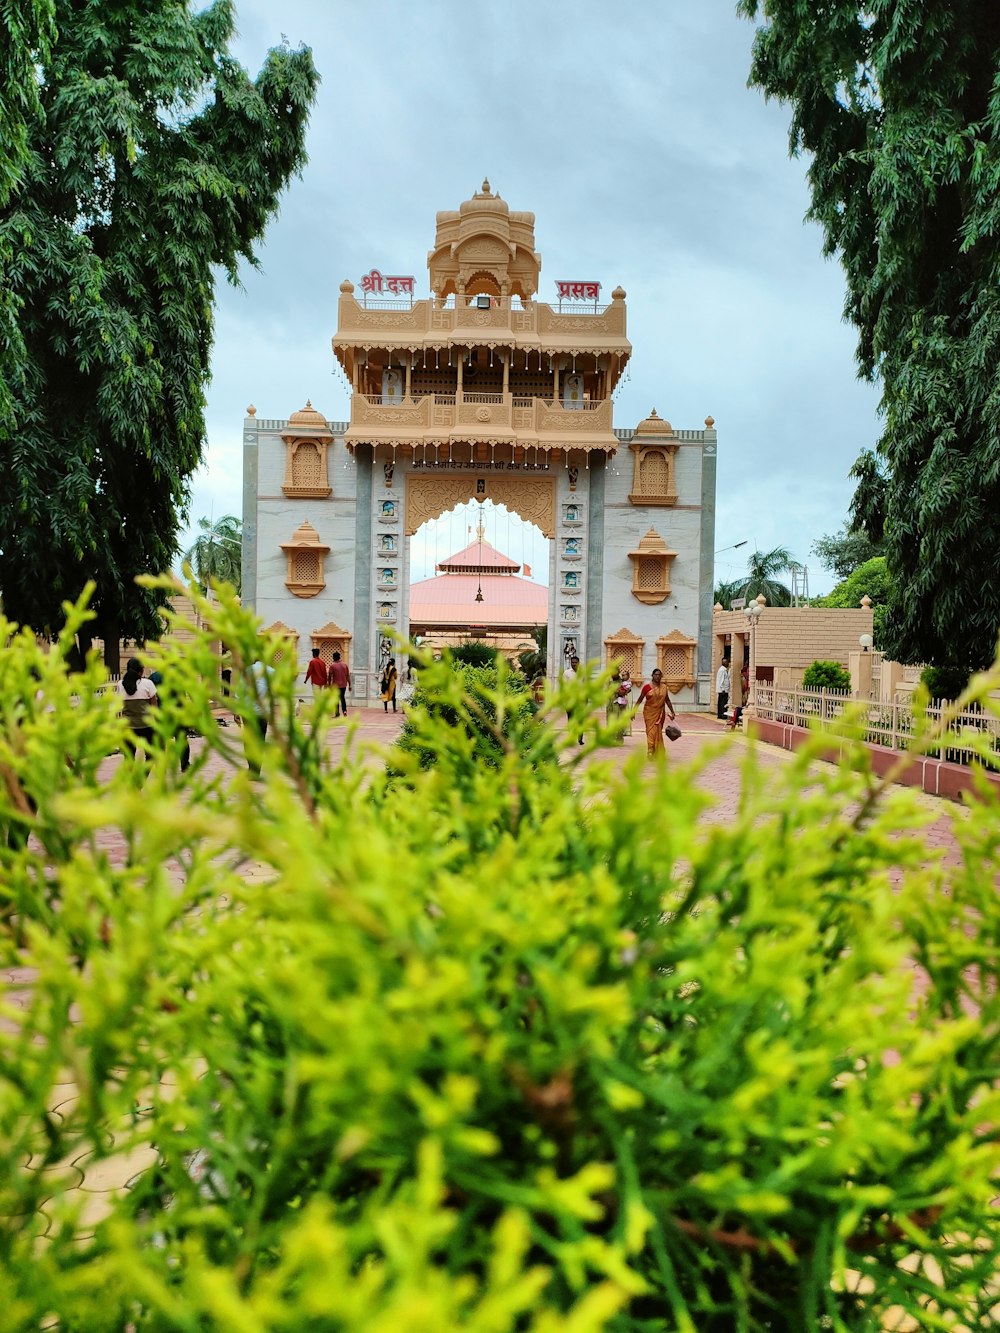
[
  {"left": 738, "top": 0, "right": 1000, "bottom": 669},
  {"left": 450, "top": 641, "right": 498, "bottom": 670},
  {"left": 811, "top": 523, "right": 883, "bottom": 582},
  {"left": 183, "top": 514, "right": 242, "bottom": 594},
  {"left": 517, "top": 622, "right": 547, "bottom": 680},
  {"left": 847, "top": 448, "right": 889, "bottom": 547},
  {"left": 814, "top": 556, "right": 890, "bottom": 646},
  {"left": 0, "top": 0, "right": 55, "bottom": 430},
  {"left": 717, "top": 545, "right": 795, "bottom": 608},
  {"left": 0, "top": 1, "right": 318, "bottom": 662}
]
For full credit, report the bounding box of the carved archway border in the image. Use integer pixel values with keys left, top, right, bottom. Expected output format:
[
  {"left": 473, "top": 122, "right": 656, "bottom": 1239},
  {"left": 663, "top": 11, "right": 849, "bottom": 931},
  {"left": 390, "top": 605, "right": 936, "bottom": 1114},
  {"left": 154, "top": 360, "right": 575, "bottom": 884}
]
[{"left": 405, "top": 473, "right": 556, "bottom": 538}]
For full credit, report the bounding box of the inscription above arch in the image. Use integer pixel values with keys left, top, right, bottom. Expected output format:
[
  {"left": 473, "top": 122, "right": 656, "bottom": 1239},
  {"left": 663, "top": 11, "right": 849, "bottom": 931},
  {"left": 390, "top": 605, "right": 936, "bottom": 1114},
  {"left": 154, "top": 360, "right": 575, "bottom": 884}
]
[{"left": 405, "top": 473, "right": 556, "bottom": 538}]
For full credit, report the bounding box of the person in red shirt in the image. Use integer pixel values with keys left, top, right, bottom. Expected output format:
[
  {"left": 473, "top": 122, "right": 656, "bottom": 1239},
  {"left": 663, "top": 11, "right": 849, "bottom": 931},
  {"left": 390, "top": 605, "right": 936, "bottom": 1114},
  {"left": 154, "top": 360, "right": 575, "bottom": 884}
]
[
  {"left": 304, "top": 649, "right": 328, "bottom": 699},
  {"left": 327, "top": 651, "right": 352, "bottom": 717}
]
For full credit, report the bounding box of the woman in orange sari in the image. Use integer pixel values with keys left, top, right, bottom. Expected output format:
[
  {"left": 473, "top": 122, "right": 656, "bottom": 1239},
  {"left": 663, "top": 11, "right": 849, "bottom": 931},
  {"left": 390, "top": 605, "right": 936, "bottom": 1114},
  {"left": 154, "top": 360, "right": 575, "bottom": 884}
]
[{"left": 636, "top": 668, "right": 676, "bottom": 758}]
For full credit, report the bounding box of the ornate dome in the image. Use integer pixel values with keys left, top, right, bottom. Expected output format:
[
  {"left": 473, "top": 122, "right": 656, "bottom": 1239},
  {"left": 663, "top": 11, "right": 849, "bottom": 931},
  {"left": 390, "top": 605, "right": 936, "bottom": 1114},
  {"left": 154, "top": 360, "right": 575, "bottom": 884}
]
[
  {"left": 283, "top": 400, "right": 333, "bottom": 441},
  {"left": 635, "top": 408, "right": 674, "bottom": 436}
]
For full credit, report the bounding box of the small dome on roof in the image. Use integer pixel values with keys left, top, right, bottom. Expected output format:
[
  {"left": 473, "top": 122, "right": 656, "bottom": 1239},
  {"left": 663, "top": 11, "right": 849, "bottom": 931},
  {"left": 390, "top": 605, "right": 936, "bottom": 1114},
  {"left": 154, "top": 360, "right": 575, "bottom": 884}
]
[
  {"left": 287, "top": 400, "right": 326, "bottom": 428},
  {"left": 611, "top": 285, "right": 626, "bottom": 301},
  {"left": 282, "top": 400, "right": 333, "bottom": 442},
  {"left": 635, "top": 408, "right": 674, "bottom": 435},
  {"left": 340, "top": 278, "right": 355, "bottom": 294}
]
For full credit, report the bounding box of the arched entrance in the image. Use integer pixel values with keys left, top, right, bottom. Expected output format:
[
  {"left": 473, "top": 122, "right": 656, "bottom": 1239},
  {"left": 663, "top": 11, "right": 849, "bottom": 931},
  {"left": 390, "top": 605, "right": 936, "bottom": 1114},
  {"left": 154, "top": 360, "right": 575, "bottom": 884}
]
[{"left": 375, "top": 470, "right": 557, "bottom": 674}]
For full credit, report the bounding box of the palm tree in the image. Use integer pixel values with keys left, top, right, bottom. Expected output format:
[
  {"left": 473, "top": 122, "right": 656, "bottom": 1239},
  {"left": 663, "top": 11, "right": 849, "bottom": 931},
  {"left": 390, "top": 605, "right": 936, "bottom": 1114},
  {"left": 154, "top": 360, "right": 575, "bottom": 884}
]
[
  {"left": 743, "top": 545, "right": 794, "bottom": 606},
  {"left": 716, "top": 546, "right": 794, "bottom": 608},
  {"left": 713, "top": 577, "right": 745, "bottom": 608},
  {"left": 183, "top": 515, "right": 242, "bottom": 594}
]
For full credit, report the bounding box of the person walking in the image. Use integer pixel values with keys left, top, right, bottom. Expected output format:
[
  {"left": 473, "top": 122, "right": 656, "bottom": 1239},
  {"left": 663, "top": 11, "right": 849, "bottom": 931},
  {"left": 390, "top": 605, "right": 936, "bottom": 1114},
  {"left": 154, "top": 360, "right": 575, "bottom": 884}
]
[
  {"left": 328, "top": 651, "right": 351, "bottom": 717},
  {"left": 636, "top": 667, "right": 676, "bottom": 759},
  {"left": 611, "top": 668, "right": 633, "bottom": 738},
  {"left": 380, "top": 658, "right": 398, "bottom": 713},
  {"left": 149, "top": 668, "right": 190, "bottom": 772},
  {"left": 716, "top": 653, "right": 731, "bottom": 720},
  {"left": 245, "top": 659, "right": 271, "bottom": 775},
  {"left": 118, "top": 657, "right": 158, "bottom": 766},
  {"left": 304, "top": 649, "right": 328, "bottom": 700},
  {"left": 563, "top": 654, "right": 584, "bottom": 744}
]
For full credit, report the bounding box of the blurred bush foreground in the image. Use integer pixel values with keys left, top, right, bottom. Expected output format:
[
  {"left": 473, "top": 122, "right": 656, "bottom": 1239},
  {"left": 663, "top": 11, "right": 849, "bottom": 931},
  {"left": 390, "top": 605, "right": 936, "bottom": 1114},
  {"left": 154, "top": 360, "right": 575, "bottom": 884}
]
[{"left": 1, "top": 582, "right": 999, "bottom": 1331}]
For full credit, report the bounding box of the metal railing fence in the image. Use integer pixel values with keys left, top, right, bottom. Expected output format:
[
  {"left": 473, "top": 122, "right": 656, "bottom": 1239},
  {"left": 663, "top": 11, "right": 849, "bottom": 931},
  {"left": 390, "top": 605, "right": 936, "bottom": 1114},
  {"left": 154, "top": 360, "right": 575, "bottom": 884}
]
[{"left": 755, "top": 685, "right": 1000, "bottom": 760}]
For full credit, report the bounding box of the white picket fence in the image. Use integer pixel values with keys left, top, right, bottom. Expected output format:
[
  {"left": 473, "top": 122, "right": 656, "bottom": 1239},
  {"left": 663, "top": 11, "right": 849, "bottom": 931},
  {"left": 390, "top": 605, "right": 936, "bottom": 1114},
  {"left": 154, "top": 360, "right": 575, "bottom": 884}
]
[{"left": 754, "top": 684, "right": 1000, "bottom": 759}]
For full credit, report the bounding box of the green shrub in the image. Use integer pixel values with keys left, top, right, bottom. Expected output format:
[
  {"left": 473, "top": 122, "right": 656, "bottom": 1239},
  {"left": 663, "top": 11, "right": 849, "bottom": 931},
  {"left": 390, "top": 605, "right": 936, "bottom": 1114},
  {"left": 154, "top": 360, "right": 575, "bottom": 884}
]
[
  {"left": 392, "top": 658, "right": 539, "bottom": 770},
  {"left": 919, "top": 664, "right": 970, "bottom": 702},
  {"left": 450, "top": 640, "right": 499, "bottom": 669},
  {"left": 1, "top": 582, "right": 999, "bottom": 1329},
  {"left": 802, "top": 659, "right": 852, "bottom": 691}
]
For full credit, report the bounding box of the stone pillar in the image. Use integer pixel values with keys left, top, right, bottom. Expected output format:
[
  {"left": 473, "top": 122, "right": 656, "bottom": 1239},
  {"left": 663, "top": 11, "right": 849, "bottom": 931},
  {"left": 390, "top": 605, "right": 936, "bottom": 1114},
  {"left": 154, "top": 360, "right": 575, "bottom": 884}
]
[
  {"left": 241, "top": 411, "right": 259, "bottom": 610},
  {"left": 353, "top": 443, "right": 374, "bottom": 676},
  {"left": 698, "top": 419, "right": 718, "bottom": 697},
  {"left": 585, "top": 452, "right": 605, "bottom": 663}
]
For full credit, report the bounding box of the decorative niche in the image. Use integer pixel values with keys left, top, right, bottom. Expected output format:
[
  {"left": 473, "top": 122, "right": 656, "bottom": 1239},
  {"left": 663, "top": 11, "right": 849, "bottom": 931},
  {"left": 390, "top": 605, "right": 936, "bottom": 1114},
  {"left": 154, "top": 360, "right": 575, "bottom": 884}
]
[
  {"left": 627, "top": 528, "right": 677, "bottom": 604},
  {"left": 280, "top": 521, "right": 330, "bottom": 598},
  {"left": 312, "top": 620, "right": 352, "bottom": 666},
  {"left": 261, "top": 621, "right": 300, "bottom": 664},
  {"left": 604, "top": 628, "right": 645, "bottom": 679},
  {"left": 657, "top": 630, "right": 697, "bottom": 692},
  {"left": 281, "top": 401, "right": 333, "bottom": 498},
  {"left": 628, "top": 410, "right": 678, "bottom": 506}
]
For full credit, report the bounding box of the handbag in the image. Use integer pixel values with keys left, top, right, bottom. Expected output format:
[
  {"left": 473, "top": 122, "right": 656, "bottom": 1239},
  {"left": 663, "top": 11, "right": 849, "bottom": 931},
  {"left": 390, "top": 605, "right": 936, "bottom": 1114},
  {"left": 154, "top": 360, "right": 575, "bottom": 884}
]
[{"left": 664, "top": 722, "right": 682, "bottom": 742}]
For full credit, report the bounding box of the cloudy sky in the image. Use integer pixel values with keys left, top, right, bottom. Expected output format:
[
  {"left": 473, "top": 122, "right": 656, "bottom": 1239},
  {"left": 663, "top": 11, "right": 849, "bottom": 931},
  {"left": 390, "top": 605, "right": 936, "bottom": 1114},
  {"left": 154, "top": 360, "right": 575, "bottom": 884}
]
[{"left": 183, "top": 0, "right": 882, "bottom": 597}]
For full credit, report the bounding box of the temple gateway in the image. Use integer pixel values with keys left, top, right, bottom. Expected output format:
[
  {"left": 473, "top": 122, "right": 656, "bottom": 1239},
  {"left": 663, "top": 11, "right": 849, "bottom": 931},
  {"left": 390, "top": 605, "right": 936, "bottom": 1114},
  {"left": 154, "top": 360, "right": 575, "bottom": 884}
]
[{"left": 242, "top": 182, "right": 718, "bottom": 705}]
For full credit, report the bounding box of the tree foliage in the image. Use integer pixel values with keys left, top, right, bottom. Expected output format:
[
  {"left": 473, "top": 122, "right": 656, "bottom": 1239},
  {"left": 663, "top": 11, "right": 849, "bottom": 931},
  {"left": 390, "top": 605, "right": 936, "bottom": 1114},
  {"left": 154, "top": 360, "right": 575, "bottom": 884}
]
[
  {"left": 738, "top": 0, "right": 1000, "bottom": 668},
  {"left": 1, "top": 588, "right": 999, "bottom": 1328},
  {"left": 450, "top": 641, "right": 500, "bottom": 670},
  {"left": 811, "top": 524, "right": 883, "bottom": 582},
  {"left": 183, "top": 513, "right": 242, "bottom": 594},
  {"left": 802, "top": 659, "right": 852, "bottom": 691},
  {"left": 0, "top": 0, "right": 318, "bottom": 654},
  {"left": 715, "top": 545, "right": 795, "bottom": 607},
  {"left": 814, "top": 556, "right": 890, "bottom": 646}
]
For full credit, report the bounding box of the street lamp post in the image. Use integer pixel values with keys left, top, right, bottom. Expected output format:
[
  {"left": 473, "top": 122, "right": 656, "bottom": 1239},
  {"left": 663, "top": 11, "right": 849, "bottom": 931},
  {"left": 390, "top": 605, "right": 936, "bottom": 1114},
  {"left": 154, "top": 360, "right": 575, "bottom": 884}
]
[
  {"left": 743, "top": 597, "right": 765, "bottom": 716},
  {"left": 857, "top": 633, "right": 874, "bottom": 699}
]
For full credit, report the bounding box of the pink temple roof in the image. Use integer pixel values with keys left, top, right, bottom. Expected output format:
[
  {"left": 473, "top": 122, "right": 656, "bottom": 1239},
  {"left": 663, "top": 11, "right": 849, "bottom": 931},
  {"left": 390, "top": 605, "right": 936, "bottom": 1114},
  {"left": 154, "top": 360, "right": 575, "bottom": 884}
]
[
  {"left": 410, "top": 571, "right": 548, "bottom": 627},
  {"left": 436, "top": 537, "right": 520, "bottom": 573}
]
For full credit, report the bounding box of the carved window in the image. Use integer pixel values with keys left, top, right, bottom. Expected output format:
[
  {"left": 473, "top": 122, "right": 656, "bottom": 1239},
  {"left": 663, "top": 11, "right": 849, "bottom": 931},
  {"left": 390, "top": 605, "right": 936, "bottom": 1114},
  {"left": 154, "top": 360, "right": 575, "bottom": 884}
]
[
  {"left": 312, "top": 621, "right": 352, "bottom": 667},
  {"left": 293, "top": 550, "right": 320, "bottom": 584},
  {"left": 281, "top": 403, "right": 333, "bottom": 498},
  {"left": 627, "top": 529, "right": 677, "bottom": 605},
  {"left": 604, "top": 629, "right": 644, "bottom": 679},
  {"left": 657, "top": 631, "right": 697, "bottom": 692},
  {"left": 280, "top": 521, "right": 330, "bottom": 598},
  {"left": 629, "top": 443, "right": 678, "bottom": 506},
  {"left": 262, "top": 622, "right": 299, "bottom": 665}
]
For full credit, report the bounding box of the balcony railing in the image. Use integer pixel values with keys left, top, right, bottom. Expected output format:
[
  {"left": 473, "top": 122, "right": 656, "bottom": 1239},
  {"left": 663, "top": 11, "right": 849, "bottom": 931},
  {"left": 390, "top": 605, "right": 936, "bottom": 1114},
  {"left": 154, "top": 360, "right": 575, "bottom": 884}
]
[
  {"left": 346, "top": 392, "right": 617, "bottom": 447},
  {"left": 336, "top": 292, "right": 628, "bottom": 345}
]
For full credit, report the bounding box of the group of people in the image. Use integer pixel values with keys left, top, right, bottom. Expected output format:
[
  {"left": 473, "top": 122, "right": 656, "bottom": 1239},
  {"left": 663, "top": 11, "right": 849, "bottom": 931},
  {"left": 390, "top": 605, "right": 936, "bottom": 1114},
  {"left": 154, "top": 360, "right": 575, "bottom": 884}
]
[
  {"left": 564, "top": 655, "right": 679, "bottom": 758},
  {"left": 303, "top": 649, "right": 352, "bottom": 716}
]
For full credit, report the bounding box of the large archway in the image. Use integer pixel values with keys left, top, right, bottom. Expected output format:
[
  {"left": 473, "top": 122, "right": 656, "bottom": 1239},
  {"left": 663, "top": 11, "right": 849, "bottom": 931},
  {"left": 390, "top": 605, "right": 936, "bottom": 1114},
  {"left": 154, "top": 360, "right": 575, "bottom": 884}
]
[
  {"left": 402, "top": 498, "right": 551, "bottom": 666},
  {"left": 403, "top": 471, "right": 556, "bottom": 538}
]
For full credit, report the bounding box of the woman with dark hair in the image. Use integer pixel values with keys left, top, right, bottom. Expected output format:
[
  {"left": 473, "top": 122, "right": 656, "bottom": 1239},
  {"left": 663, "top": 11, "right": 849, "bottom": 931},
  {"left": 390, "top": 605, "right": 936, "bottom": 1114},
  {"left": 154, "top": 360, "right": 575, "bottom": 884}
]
[
  {"left": 379, "top": 658, "right": 398, "bottom": 713},
  {"left": 636, "top": 667, "right": 676, "bottom": 759},
  {"left": 118, "top": 657, "right": 158, "bottom": 763}
]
